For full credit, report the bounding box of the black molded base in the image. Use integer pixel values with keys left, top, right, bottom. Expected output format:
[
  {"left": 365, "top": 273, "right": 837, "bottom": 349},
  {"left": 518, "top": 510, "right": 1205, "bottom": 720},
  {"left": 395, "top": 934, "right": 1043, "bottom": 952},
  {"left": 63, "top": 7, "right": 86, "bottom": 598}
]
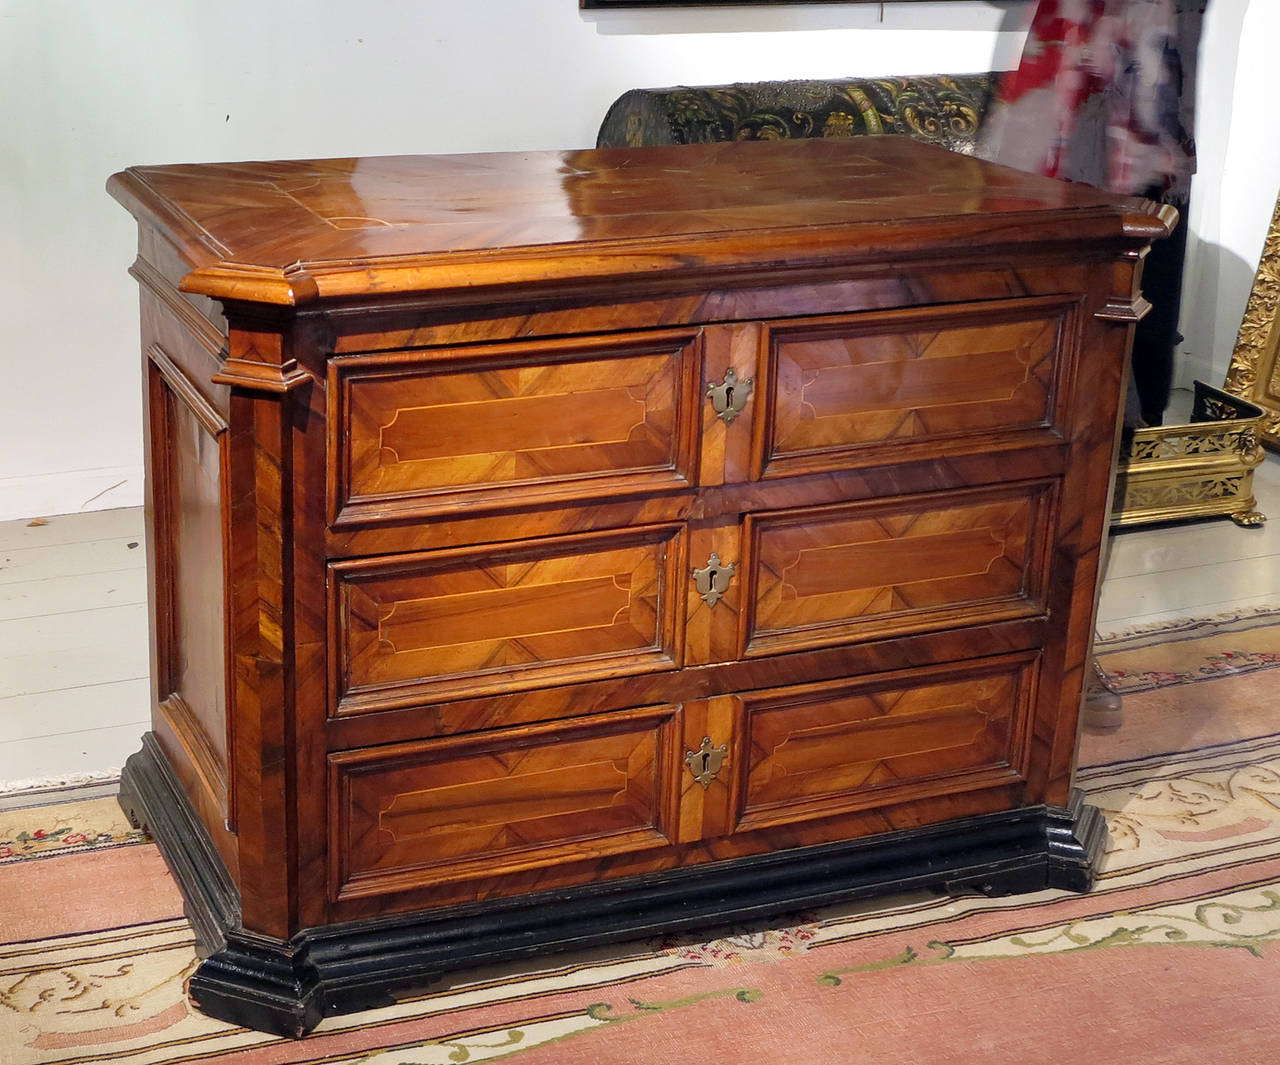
[{"left": 120, "top": 735, "right": 1106, "bottom": 1038}]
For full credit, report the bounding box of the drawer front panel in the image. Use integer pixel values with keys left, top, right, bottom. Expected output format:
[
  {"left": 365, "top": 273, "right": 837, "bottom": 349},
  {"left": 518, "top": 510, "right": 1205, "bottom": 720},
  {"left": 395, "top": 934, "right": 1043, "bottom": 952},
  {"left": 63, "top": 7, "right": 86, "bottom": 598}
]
[
  {"left": 761, "top": 300, "right": 1070, "bottom": 477},
  {"left": 330, "top": 706, "right": 681, "bottom": 900},
  {"left": 736, "top": 655, "right": 1034, "bottom": 832},
  {"left": 330, "top": 526, "right": 686, "bottom": 713},
  {"left": 744, "top": 483, "right": 1052, "bottom": 657},
  {"left": 332, "top": 330, "right": 702, "bottom": 522}
]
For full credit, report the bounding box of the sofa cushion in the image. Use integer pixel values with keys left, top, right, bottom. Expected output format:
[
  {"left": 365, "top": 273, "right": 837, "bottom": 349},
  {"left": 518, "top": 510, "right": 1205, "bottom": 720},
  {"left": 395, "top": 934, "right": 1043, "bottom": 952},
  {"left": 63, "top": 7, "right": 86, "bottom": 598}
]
[{"left": 597, "top": 74, "right": 997, "bottom": 152}]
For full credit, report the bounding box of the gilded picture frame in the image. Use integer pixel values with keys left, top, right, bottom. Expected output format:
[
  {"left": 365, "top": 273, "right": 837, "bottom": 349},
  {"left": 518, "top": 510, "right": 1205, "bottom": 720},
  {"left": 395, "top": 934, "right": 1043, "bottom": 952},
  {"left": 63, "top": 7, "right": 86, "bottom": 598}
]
[{"left": 1225, "top": 188, "right": 1280, "bottom": 449}]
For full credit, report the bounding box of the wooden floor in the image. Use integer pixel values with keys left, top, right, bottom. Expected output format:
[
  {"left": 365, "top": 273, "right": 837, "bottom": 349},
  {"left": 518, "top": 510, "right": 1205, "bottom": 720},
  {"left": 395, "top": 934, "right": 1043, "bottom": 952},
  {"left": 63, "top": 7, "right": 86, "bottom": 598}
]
[
  {"left": 3, "top": 450, "right": 1279, "bottom": 789},
  {"left": 1099, "top": 453, "right": 1280, "bottom": 629},
  {"left": 0, "top": 508, "right": 150, "bottom": 789}
]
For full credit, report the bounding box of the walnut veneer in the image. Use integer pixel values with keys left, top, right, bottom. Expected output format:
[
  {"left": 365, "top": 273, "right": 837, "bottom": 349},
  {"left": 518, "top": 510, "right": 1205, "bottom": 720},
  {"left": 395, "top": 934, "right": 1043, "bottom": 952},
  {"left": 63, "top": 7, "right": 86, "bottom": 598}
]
[{"left": 109, "top": 137, "right": 1174, "bottom": 1035}]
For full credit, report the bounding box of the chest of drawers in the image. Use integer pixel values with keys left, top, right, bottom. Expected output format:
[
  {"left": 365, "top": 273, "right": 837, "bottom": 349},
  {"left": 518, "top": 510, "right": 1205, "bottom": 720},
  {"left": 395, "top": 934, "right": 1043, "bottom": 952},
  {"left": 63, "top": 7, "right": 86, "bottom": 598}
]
[{"left": 109, "top": 138, "right": 1173, "bottom": 1035}]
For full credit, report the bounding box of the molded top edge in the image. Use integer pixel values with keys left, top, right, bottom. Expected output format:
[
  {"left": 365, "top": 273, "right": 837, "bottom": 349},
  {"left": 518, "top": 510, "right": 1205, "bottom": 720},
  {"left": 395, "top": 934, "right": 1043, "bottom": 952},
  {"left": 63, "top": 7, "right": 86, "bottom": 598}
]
[{"left": 108, "top": 138, "right": 1171, "bottom": 307}]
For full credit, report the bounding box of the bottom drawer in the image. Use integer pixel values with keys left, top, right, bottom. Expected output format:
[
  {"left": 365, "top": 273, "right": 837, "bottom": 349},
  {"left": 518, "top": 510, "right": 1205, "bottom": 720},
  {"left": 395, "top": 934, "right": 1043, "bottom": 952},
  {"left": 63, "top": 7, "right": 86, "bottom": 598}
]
[
  {"left": 328, "top": 651, "right": 1038, "bottom": 906},
  {"left": 730, "top": 652, "right": 1037, "bottom": 833},
  {"left": 328, "top": 704, "right": 681, "bottom": 901}
]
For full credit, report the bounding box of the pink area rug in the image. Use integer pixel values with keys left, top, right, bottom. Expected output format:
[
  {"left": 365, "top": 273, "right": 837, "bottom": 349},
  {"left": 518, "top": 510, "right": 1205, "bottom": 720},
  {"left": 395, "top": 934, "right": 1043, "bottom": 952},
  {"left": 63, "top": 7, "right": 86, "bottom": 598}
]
[{"left": 2, "top": 606, "right": 1278, "bottom": 1064}]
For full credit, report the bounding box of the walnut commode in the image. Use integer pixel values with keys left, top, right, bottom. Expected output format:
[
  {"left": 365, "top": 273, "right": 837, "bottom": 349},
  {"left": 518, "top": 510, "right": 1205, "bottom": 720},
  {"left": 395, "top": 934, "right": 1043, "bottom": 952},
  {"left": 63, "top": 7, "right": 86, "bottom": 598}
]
[{"left": 109, "top": 138, "right": 1174, "bottom": 1036}]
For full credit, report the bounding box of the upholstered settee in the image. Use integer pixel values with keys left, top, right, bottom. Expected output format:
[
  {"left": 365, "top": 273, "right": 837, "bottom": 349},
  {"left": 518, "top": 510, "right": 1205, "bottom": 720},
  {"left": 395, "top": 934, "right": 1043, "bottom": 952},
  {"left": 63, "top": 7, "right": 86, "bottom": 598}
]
[
  {"left": 595, "top": 75, "right": 997, "bottom": 153},
  {"left": 595, "top": 72, "right": 1179, "bottom": 429}
]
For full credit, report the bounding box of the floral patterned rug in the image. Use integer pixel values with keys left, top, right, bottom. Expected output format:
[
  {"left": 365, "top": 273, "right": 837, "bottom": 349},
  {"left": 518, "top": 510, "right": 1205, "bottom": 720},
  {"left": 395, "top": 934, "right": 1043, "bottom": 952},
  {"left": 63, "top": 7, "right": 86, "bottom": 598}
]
[
  {"left": 1, "top": 606, "right": 1278, "bottom": 1064},
  {"left": 0, "top": 797, "right": 146, "bottom": 863}
]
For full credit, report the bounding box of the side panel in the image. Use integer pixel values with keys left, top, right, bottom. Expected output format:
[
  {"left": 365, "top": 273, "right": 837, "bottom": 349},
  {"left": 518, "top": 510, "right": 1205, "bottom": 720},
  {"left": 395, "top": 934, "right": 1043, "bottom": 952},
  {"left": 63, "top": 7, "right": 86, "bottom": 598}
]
[{"left": 148, "top": 347, "right": 233, "bottom": 823}]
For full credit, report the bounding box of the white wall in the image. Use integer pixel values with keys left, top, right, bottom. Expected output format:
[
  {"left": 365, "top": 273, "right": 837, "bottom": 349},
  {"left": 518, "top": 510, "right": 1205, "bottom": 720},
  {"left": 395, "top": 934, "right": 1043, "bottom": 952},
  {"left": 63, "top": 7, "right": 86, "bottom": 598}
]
[
  {"left": 1177, "top": 0, "right": 1280, "bottom": 392},
  {"left": 8, "top": 1, "right": 1276, "bottom": 521},
  {"left": 1, "top": 0, "right": 1034, "bottom": 521}
]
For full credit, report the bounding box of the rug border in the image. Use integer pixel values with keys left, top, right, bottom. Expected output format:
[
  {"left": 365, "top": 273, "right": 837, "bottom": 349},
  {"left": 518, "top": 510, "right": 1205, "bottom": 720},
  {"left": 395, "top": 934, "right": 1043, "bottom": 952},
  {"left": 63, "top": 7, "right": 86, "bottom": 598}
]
[{"left": 1096, "top": 602, "right": 1280, "bottom": 649}]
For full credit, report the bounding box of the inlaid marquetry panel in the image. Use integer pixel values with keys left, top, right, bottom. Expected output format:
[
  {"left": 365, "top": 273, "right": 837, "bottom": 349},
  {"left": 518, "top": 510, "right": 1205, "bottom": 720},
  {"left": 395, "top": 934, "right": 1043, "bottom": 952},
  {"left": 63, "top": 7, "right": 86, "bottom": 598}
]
[
  {"left": 736, "top": 654, "right": 1035, "bottom": 832},
  {"left": 331, "top": 330, "right": 702, "bottom": 524},
  {"left": 329, "top": 525, "right": 686, "bottom": 713},
  {"left": 759, "top": 300, "right": 1071, "bottom": 478},
  {"left": 743, "top": 483, "right": 1052, "bottom": 657},
  {"left": 329, "top": 705, "right": 681, "bottom": 899}
]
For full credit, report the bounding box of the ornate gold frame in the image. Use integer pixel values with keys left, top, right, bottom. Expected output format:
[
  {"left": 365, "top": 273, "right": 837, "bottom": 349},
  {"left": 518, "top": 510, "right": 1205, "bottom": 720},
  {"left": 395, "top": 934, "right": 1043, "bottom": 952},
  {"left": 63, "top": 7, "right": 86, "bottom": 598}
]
[{"left": 1225, "top": 188, "right": 1280, "bottom": 448}]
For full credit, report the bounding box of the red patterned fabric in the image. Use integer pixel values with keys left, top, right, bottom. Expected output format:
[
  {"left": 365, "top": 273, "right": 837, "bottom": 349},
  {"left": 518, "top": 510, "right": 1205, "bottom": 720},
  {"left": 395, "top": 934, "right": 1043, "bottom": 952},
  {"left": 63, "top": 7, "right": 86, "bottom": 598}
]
[{"left": 978, "top": 0, "right": 1200, "bottom": 196}]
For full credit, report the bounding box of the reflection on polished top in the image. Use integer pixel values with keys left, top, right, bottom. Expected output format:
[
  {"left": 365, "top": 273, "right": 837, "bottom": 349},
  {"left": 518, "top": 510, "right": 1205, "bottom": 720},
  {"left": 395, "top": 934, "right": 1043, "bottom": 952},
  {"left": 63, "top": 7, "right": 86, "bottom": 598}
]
[{"left": 107, "top": 137, "right": 1174, "bottom": 306}]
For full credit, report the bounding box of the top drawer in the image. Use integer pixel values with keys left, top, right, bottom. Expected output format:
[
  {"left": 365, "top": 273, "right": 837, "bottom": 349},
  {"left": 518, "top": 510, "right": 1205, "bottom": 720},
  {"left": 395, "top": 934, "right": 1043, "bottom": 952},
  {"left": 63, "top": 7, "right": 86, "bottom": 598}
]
[
  {"left": 758, "top": 297, "right": 1076, "bottom": 479},
  {"left": 329, "top": 329, "right": 703, "bottom": 525},
  {"left": 327, "top": 296, "right": 1077, "bottom": 530}
]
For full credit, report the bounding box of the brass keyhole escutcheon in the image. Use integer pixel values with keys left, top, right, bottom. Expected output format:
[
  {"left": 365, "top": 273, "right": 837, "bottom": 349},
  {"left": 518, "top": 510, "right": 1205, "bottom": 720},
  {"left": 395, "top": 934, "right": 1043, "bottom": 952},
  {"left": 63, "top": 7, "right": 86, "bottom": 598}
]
[
  {"left": 706, "top": 368, "right": 754, "bottom": 425},
  {"left": 693, "top": 552, "right": 736, "bottom": 608},
  {"left": 685, "top": 736, "right": 728, "bottom": 789}
]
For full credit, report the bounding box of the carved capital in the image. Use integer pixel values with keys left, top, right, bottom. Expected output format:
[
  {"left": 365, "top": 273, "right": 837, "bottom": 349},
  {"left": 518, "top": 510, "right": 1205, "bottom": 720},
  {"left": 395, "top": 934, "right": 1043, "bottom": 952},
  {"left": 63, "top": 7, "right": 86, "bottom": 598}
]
[
  {"left": 1094, "top": 293, "right": 1154, "bottom": 324},
  {"left": 211, "top": 357, "right": 312, "bottom": 394}
]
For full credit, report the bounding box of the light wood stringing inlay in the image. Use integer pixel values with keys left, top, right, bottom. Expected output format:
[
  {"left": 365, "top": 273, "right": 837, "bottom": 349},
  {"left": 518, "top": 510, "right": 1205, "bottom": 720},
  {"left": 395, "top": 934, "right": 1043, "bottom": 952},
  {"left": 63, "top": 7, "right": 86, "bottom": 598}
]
[
  {"left": 783, "top": 527, "right": 1004, "bottom": 597},
  {"left": 377, "top": 574, "right": 631, "bottom": 653},
  {"left": 379, "top": 386, "right": 644, "bottom": 461},
  {"left": 380, "top": 759, "right": 630, "bottom": 841},
  {"left": 801, "top": 347, "right": 1031, "bottom": 414}
]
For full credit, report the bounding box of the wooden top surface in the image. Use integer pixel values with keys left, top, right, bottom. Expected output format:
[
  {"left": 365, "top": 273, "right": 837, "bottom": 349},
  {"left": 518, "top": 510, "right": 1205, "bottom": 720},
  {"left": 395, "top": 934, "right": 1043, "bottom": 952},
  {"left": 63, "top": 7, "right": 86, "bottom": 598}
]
[{"left": 108, "top": 137, "right": 1175, "bottom": 306}]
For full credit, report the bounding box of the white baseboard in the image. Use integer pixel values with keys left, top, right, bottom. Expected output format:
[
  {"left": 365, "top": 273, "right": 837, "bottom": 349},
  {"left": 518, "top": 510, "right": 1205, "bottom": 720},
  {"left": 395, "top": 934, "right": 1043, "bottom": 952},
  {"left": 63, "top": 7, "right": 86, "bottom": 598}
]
[
  {"left": 1173, "top": 348, "right": 1221, "bottom": 393},
  {"left": 0, "top": 466, "right": 145, "bottom": 523},
  {"left": 1172, "top": 343, "right": 1239, "bottom": 394},
  {"left": 0, "top": 770, "right": 122, "bottom": 796}
]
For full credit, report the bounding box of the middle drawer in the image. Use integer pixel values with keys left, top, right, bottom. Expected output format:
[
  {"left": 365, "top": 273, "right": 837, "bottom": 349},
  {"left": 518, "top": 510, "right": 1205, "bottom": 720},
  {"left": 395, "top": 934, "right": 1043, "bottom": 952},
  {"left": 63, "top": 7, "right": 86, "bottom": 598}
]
[
  {"left": 329, "top": 477, "right": 1054, "bottom": 719},
  {"left": 329, "top": 524, "right": 688, "bottom": 715}
]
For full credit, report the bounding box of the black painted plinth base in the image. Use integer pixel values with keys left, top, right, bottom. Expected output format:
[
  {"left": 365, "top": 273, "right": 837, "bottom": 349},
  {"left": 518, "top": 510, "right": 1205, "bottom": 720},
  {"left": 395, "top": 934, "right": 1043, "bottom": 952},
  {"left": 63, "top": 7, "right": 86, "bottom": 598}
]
[{"left": 120, "top": 734, "right": 1107, "bottom": 1038}]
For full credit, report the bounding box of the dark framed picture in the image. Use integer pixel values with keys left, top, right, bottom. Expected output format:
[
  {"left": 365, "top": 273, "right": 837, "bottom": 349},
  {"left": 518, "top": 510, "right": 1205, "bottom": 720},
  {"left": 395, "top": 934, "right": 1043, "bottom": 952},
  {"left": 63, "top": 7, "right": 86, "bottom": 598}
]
[{"left": 582, "top": 1, "right": 936, "bottom": 7}]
